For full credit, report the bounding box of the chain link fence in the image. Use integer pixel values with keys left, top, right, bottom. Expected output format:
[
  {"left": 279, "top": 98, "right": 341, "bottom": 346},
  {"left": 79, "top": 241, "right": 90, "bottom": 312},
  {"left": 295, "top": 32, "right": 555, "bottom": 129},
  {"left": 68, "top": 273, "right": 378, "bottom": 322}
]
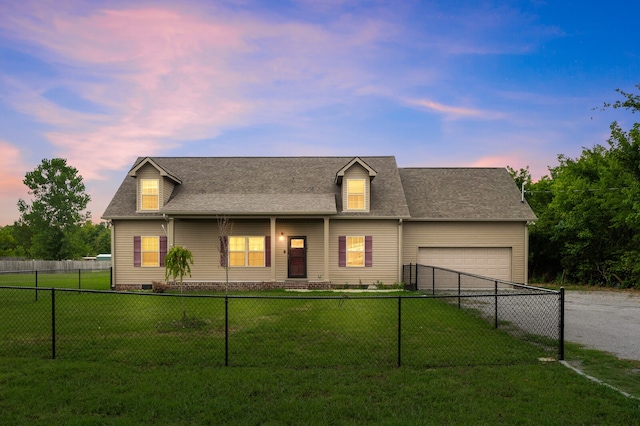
[
  {"left": 0, "top": 268, "right": 112, "bottom": 291},
  {"left": 403, "top": 263, "right": 564, "bottom": 358},
  {"left": 1, "top": 279, "right": 563, "bottom": 368}
]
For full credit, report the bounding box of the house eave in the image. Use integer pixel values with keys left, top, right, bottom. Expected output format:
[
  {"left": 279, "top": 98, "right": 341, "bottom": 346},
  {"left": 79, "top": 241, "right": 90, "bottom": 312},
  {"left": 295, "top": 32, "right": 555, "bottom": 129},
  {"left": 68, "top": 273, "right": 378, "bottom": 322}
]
[{"left": 404, "top": 217, "right": 537, "bottom": 222}]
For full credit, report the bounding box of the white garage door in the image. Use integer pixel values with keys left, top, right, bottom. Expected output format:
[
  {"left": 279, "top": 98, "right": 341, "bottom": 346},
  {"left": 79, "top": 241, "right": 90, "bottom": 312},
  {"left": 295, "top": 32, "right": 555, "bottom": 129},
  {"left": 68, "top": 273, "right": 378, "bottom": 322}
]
[{"left": 418, "top": 247, "right": 512, "bottom": 281}]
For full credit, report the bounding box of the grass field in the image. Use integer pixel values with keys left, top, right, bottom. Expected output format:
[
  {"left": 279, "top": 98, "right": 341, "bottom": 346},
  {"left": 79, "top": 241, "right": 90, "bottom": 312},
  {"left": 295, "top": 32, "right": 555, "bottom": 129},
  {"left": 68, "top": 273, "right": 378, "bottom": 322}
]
[
  {"left": 0, "top": 350, "right": 638, "bottom": 424},
  {"left": 1, "top": 286, "right": 557, "bottom": 368},
  {"left": 1, "top": 276, "right": 638, "bottom": 424},
  {"left": 0, "top": 269, "right": 111, "bottom": 290}
]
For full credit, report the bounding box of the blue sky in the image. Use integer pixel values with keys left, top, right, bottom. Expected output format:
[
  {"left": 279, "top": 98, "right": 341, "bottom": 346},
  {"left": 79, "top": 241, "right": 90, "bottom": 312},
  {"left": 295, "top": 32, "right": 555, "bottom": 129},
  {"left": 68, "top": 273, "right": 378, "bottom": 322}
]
[{"left": 0, "top": 0, "right": 638, "bottom": 226}]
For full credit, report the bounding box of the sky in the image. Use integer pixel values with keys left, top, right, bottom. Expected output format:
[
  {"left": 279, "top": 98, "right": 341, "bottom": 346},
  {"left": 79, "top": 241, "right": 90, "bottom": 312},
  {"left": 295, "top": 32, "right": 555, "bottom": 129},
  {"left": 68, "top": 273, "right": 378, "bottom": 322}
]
[{"left": 1, "top": 0, "right": 639, "bottom": 226}]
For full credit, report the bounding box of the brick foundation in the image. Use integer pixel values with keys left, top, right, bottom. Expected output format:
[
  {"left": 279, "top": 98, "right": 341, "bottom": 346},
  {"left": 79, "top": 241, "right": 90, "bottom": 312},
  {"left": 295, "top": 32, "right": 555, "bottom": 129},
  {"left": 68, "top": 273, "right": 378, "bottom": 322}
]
[{"left": 114, "top": 280, "right": 333, "bottom": 292}]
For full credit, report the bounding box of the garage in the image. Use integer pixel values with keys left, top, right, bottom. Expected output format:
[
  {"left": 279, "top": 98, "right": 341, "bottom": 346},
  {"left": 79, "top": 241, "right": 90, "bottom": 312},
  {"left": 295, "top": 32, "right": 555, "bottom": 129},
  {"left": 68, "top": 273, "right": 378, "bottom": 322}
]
[{"left": 418, "top": 247, "right": 512, "bottom": 281}]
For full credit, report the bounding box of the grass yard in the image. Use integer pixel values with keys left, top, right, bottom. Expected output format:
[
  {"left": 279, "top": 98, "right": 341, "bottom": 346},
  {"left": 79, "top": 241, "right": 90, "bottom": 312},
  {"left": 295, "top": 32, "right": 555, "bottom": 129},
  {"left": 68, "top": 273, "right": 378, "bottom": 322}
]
[
  {"left": 0, "top": 269, "right": 111, "bottom": 290},
  {"left": 1, "top": 288, "right": 557, "bottom": 368},
  {"left": 1, "top": 283, "right": 638, "bottom": 424},
  {"left": 1, "top": 354, "right": 638, "bottom": 424}
]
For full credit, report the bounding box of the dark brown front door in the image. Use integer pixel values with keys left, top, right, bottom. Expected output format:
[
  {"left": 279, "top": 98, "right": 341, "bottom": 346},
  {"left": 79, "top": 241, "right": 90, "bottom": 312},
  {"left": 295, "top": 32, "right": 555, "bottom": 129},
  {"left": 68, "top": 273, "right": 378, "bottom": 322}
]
[{"left": 288, "top": 237, "right": 307, "bottom": 279}]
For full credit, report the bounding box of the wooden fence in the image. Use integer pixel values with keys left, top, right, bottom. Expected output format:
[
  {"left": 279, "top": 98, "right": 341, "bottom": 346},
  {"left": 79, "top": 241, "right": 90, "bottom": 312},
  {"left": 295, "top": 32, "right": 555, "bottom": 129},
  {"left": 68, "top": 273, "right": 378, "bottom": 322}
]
[{"left": 0, "top": 260, "right": 111, "bottom": 272}]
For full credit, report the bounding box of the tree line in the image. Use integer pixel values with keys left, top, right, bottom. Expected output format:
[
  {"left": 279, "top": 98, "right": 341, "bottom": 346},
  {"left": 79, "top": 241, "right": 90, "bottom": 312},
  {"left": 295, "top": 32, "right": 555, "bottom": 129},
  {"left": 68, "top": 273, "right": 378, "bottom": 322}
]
[
  {"left": 511, "top": 85, "right": 640, "bottom": 288},
  {"left": 0, "top": 158, "right": 110, "bottom": 260}
]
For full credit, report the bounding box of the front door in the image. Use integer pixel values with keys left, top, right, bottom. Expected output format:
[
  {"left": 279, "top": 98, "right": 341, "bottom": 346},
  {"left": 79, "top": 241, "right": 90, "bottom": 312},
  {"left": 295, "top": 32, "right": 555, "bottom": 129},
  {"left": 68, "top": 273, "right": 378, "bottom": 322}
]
[{"left": 288, "top": 237, "right": 307, "bottom": 279}]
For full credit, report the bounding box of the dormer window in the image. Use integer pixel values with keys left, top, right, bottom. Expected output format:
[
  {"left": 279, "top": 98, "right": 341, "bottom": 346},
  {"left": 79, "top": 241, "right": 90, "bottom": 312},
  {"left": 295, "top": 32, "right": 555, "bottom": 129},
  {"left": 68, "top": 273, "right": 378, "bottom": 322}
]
[
  {"left": 347, "top": 179, "right": 365, "bottom": 210},
  {"left": 336, "top": 157, "right": 376, "bottom": 213},
  {"left": 141, "top": 179, "right": 159, "bottom": 210}
]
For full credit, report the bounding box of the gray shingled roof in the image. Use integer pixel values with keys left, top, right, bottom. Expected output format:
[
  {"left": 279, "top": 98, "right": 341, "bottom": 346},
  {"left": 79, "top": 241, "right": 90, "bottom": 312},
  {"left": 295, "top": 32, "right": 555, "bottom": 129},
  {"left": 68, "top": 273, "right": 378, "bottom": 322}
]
[
  {"left": 102, "top": 156, "right": 411, "bottom": 218},
  {"left": 398, "top": 167, "right": 537, "bottom": 221}
]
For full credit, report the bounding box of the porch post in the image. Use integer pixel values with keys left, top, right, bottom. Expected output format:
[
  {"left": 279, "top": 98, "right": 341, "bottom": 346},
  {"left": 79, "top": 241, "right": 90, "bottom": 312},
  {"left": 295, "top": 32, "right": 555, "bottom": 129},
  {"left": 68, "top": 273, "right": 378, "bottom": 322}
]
[
  {"left": 167, "top": 217, "right": 175, "bottom": 248},
  {"left": 270, "top": 217, "right": 277, "bottom": 281},
  {"left": 324, "top": 217, "right": 330, "bottom": 282}
]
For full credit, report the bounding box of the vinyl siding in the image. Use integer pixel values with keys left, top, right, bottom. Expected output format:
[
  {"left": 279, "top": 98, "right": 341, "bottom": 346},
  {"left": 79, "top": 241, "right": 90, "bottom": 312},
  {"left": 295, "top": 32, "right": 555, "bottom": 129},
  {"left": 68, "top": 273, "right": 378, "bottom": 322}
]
[
  {"left": 329, "top": 219, "right": 399, "bottom": 285},
  {"left": 341, "top": 164, "right": 370, "bottom": 212},
  {"left": 402, "top": 221, "right": 529, "bottom": 284},
  {"left": 162, "top": 177, "right": 176, "bottom": 205},
  {"left": 112, "top": 219, "right": 167, "bottom": 285},
  {"left": 136, "top": 164, "right": 161, "bottom": 211},
  {"left": 174, "top": 219, "right": 272, "bottom": 282},
  {"left": 274, "top": 219, "right": 325, "bottom": 281}
]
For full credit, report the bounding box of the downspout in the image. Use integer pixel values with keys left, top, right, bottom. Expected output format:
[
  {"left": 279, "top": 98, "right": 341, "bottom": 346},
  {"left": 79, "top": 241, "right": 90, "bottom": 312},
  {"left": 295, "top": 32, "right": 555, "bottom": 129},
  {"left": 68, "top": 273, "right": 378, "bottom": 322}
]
[
  {"left": 324, "top": 217, "right": 330, "bottom": 283},
  {"left": 524, "top": 222, "right": 530, "bottom": 285},
  {"left": 108, "top": 220, "right": 115, "bottom": 289},
  {"left": 398, "top": 219, "right": 403, "bottom": 284},
  {"left": 271, "top": 217, "right": 276, "bottom": 282}
]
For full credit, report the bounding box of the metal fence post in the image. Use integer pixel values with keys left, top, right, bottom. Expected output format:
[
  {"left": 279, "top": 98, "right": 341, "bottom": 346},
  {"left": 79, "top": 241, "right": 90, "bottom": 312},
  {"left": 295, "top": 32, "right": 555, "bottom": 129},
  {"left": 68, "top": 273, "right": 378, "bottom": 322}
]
[
  {"left": 51, "top": 288, "right": 56, "bottom": 359},
  {"left": 78, "top": 269, "right": 81, "bottom": 291},
  {"left": 432, "top": 267, "right": 435, "bottom": 295},
  {"left": 494, "top": 281, "right": 498, "bottom": 329},
  {"left": 559, "top": 287, "right": 565, "bottom": 360},
  {"left": 35, "top": 271, "right": 38, "bottom": 302},
  {"left": 415, "top": 264, "right": 419, "bottom": 290},
  {"left": 225, "top": 295, "right": 229, "bottom": 367},
  {"left": 457, "top": 273, "right": 461, "bottom": 309},
  {"left": 397, "top": 296, "right": 402, "bottom": 368},
  {"left": 409, "top": 263, "right": 413, "bottom": 287}
]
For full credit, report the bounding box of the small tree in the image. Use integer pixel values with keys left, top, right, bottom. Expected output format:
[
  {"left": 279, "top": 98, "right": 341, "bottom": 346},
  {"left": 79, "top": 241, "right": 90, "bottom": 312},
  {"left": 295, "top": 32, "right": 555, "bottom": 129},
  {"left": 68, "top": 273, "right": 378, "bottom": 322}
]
[
  {"left": 164, "top": 245, "right": 194, "bottom": 319},
  {"left": 217, "top": 216, "right": 233, "bottom": 293}
]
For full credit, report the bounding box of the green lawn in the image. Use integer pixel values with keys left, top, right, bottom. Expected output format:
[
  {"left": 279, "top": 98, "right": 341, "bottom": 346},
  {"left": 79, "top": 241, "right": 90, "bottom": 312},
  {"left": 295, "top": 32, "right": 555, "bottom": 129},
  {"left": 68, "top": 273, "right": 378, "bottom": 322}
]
[
  {"left": 0, "top": 269, "right": 111, "bottom": 290},
  {"left": 0, "top": 288, "right": 557, "bottom": 367},
  {"left": 0, "top": 354, "right": 638, "bottom": 424},
  {"left": 1, "top": 284, "right": 638, "bottom": 424}
]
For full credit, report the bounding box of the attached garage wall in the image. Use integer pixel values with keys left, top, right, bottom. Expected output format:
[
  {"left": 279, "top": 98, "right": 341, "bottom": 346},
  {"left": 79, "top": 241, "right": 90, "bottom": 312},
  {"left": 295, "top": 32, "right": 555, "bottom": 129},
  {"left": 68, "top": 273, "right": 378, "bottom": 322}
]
[
  {"left": 418, "top": 247, "right": 511, "bottom": 281},
  {"left": 402, "top": 221, "right": 529, "bottom": 284}
]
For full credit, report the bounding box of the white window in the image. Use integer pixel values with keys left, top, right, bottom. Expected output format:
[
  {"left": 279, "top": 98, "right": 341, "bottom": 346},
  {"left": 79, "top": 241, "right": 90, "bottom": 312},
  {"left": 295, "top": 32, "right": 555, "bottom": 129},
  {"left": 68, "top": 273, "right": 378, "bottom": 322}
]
[
  {"left": 229, "top": 237, "right": 265, "bottom": 267},
  {"left": 347, "top": 236, "right": 364, "bottom": 267},
  {"left": 346, "top": 179, "right": 365, "bottom": 210},
  {"left": 140, "top": 179, "right": 159, "bottom": 210}
]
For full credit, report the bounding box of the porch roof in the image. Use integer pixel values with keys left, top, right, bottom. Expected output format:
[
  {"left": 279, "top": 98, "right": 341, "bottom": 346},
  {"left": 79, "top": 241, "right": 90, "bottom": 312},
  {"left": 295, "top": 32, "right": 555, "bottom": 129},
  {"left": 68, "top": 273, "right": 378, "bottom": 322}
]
[{"left": 161, "top": 193, "right": 337, "bottom": 215}]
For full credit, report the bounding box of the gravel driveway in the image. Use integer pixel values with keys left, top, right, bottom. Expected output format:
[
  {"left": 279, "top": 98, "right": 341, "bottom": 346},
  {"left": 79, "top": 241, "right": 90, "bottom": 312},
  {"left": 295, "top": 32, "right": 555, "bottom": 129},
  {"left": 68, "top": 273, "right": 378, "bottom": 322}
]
[{"left": 564, "top": 290, "right": 640, "bottom": 361}]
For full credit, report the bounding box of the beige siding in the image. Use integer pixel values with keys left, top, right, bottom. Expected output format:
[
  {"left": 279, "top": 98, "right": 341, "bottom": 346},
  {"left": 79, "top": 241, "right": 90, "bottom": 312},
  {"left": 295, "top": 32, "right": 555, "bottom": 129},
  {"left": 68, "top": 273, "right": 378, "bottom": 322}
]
[
  {"left": 174, "top": 219, "right": 272, "bottom": 282},
  {"left": 135, "top": 164, "right": 161, "bottom": 211},
  {"left": 162, "top": 177, "right": 176, "bottom": 205},
  {"left": 275, "top": 219, "right": 325, "bottom": 281},
  {"left": 402, "top": 221, "right": 529, "bottom": 284},
  {"left": 329, "top": 219, "right": 399, "bottom": 285},
  {"left": 112, "top": 219, "right": 167, "bottom": 285},
  {"left": 341, "top": 164, "right": 370, "bottom": 212}
]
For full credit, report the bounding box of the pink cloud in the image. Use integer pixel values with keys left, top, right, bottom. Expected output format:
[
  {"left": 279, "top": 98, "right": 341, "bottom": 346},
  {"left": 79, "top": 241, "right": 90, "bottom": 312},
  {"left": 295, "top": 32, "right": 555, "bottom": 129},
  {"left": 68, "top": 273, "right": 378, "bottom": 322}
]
[
  {"left": 1, "top": 2, "right": 400, "bottom": 180},
  {"left": 406, "top": 98, "right": 505, "bottom": 120},
  {"left": 0, "top": 141, "right": 30, "bottom": 226}
]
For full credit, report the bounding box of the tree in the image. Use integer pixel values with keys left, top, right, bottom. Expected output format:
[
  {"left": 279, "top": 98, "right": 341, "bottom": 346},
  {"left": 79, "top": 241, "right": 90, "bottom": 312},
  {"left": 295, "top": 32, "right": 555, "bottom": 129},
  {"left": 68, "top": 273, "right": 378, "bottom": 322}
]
[
  {"left": 0, "top": 225, "right": 27, "bottom": 258},
  {"left": 79, "top": 221, "right": 111, "bottom": 256},
  {"left": 217, "top": 216, "right": 233, "bottom": 294},
  {"left": 521, "top": 86, "right": 640, "bottom": 287},
  {"left": 17, "top": 158, "right": 91, "bottom": 260},
  {"left": 164, "top": 245, "right": 194, "bottom": 319}
]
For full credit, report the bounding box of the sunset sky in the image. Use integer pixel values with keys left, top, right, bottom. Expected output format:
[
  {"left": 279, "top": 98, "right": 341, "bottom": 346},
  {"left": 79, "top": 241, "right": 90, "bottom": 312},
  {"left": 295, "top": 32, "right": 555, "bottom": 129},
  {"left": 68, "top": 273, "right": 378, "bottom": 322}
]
[{"left": 1, "top": 0, "right": 638, "bottom": 226}]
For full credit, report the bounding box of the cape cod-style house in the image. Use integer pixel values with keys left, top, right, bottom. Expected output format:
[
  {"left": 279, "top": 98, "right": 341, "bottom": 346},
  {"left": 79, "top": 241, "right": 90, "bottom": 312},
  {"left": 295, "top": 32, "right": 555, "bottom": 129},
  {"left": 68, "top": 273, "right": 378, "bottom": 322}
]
[{"left": 102, "top": 156, "right": 536, "bottom": 290}]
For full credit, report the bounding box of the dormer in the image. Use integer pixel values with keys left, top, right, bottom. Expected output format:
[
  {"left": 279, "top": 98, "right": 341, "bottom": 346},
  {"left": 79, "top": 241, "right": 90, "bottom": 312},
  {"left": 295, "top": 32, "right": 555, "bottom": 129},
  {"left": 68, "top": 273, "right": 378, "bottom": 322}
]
[
  {"left": 335, "top": 157, "right": 377, "bottom": 212},
  {"left": 128, "top": 157, "right": 182, "bottom": 212}
]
